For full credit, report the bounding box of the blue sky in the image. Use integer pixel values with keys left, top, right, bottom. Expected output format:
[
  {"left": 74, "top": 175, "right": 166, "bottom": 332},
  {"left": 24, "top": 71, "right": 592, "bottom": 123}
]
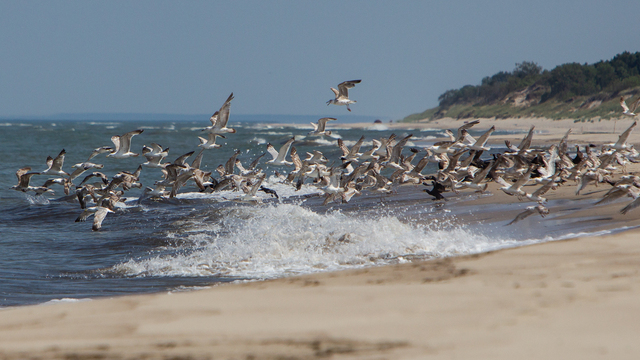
[{"left": 1, "top": 1, "right": 639, "bottom": 120}]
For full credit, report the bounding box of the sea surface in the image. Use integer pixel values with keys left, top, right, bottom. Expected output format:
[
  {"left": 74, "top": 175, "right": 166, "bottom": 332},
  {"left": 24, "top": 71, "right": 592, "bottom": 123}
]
[{"left": 0, "top": 118, "right": 626, "bottom": 307}]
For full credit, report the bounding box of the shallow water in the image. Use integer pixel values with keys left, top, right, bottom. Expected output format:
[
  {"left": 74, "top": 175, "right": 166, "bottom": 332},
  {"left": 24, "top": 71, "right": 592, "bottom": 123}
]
[{"left": 0, "top": 119, "right": 626, "bottom": 307}]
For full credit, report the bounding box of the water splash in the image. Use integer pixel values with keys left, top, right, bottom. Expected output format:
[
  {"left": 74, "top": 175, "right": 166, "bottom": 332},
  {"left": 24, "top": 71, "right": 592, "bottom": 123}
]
[{"left": 109, "top": 203, "right": 518, "bottom": 279}]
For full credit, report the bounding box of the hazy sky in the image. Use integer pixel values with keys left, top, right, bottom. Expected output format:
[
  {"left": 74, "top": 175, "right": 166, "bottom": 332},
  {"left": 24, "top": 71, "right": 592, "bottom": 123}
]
[{"left": 1, "top": 1, "right": 640, "bottom": 120}]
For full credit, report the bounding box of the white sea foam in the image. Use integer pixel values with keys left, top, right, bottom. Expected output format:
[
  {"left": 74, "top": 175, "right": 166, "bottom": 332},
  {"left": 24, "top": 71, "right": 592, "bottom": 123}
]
[
  {"left": 41, "top": 298, "right": 92, "bottom": 306},
  {"left": 110, "top": 203, "right": 528, "bottom": 279}
]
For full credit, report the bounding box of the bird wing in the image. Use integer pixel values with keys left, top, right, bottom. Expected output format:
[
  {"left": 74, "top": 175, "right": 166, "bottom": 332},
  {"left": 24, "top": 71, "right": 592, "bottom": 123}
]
[
  {"left": 621, "top": 197, "right": 640, "bottom": 215},
  {"left": 337, "top": 79, "right": 361, "bottom": 98},
  {"left": 50, "top": 149, "right": 66, "bottom": 172},
  {"left": 621, "top": 97, "right": 630, "bottom": 112},
  {"left": 349, "top": 135, "right": 366, "bottom": 157},
  {"left": 316, "top": 117, "right": 336, "bottom": 132},
  {"left": 249, "top": 153, "right": 266, "bottom": 170},
  {"left": 225, "top": 150, "right": 241, "bottom": 175},
  {"left": 110, "top": 135, "right": 121, "bottom": 153},
  {"left": 517, "top": 125, "right": 535, "bottom": 152},
  {"left": 337, "top": 139, "right": 350, "bottom": 158},
  {"left": 248, "top": 174, "right": 266, "bottom": 196},
  {"left": 531, "top": 178, "right": 556, "bottom": 198},
  {"left": 88, "top": 146, "right": 113, "bottom": 160},
  {"left": 276, "top": 138, "right": 295, "bottom": 162},
  {"left": 456, "top": 120, "right": 480, "bottom": 139},
  {"left": 119, "top": 129, "right": 144, "bottom": 154},
  {"left": 191, "top": 149, "right": 205, "bottom": 170},
  {"left": 266, "top": 144, "right": 280, "bottom": 160},
  {"left": 388, "top": 134, "right": 413, "bottom": 163},
  {"left": 473, "top": 126, "right": 495, "bottom": 147},
  {"left": 173, "top": 151, "right": 194, "bottom": 166},
  {"left": 615, "top": 120, "right": 637, "bottom": 147},
  {"left": 216, "top": 93, "right": 234, "bottom": 127},
  {"left": 209, "top": 111, "right": 219, "bottom": 127},
  {"left": 494, "top": 176, "right": 511, "bottom": 188},
  {"left": 92, "top": 207, "right": 111, "bottom": 231},
  {"left": 630, "top": 97, "right": 640, "bottom": 112},
  {"left": 291, "top": 147, "right": 302, "bottom": 172},
  {"left": 506, "top": 206, "right": 536, "bottom": 225}
]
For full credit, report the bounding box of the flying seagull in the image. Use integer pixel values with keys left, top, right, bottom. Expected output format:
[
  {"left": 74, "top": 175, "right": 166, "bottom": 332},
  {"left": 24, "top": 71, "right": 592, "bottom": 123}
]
[
  {"left": 204, "top": 93, "right": 236, "bottom": 135},
  {"left": 327, "top": 80, "right": 361, "bottom": 112},
  {"left": 107, "top": 129, "right": 144, "bottom": 159}
]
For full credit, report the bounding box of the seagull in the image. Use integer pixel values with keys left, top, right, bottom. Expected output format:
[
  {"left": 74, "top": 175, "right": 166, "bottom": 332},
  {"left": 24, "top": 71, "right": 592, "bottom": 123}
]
[
  {"left": 204, "top": 93, "right": 235, "bottom": 135},
  {"left": 42, "top": 177, "right": 73, "bottom": 195},
  {"left": 456, "top": 120, "right": 480, "bottom": 140},
  {"left": 10, "top": 167, "right": 40, "bottom": 192},
  {"left": 505, "top": 204, "right": 549, "bottom": 225},
  {"left": 41, "top": 149, "right": 69, "bottom": 176},
  {"left": 266, "top": 137, "right": 295, "bottom": 166},
  {"left": 87, "top": 146, "right": 114, "bottom": 160},
  {"left": 75, "top": 206, "right": 114, "bottom": 231},
  {"left": 466, "top": 126, "right": 495, "bottom": 151},
  {"left": 141, "top": 143, "right": 170, "bottom": 168},
  {"left": 107, "top": 129, "right": 144, "bottom": 158},
  {"left": 505, "top": 125, "right": 535, "bottom": 155},
  {"left": 359, "top": 139, "right": 382, "bottom": 161},
  {"left": 338, "top": 136, "right": 365, "bottom": 162},
  {"left": 241, "top": 173, "right": 266, "bottom": 203},
  {"left": 326, "top": 80, "right": 361, "bottom": 112},
  {"left": 11, "top": 167, "right": 53, "bottom": 195},
  {"left": 495, "top": 166, "right": 534, "bottom": 199},
  {"left": 198, "top": 133, "right": 225, "bottom": 149},
  {"left": 609, "top": 120, "right": 637, "bottom": 150},
  {"left": 526, "top": 177, "right": 558, "bottom": 203},
  {"left": 308, "top": 117, "right": 337, "bottom": 136},
  {"left": 69, "top": 160, "right": 104, "bottom": 182},
  {"left": 620, "top": 96, "right": 640, "bottom": 116}
]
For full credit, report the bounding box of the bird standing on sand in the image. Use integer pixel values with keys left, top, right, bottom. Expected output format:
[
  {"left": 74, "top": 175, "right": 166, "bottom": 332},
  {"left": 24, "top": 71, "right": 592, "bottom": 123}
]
[{"left": 327, "top": 80, "right": 361, "bottom": 112}]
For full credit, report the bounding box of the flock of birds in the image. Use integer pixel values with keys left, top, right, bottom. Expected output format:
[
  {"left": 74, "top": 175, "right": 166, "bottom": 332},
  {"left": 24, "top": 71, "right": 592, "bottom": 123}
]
[{"left": 8, "top": 80, "right": 640, "bottom": 231}]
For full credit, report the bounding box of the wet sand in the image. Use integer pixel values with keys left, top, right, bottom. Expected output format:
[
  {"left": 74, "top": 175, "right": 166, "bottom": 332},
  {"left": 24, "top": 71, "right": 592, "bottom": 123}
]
[{"left": 2, "top": 117, "right": 640, "bottom": 359}]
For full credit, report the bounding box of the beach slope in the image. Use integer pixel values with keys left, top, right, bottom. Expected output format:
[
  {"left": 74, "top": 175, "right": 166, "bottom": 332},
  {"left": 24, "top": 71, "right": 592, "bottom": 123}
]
[{"left": 1, "top": 228, "right": 640, "bottom": 359}]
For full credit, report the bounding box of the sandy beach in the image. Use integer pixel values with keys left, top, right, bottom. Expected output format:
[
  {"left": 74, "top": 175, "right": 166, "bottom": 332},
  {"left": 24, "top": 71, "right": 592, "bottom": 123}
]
[{"left": 2, "top": 117, "right": 640, "bottom": 360}]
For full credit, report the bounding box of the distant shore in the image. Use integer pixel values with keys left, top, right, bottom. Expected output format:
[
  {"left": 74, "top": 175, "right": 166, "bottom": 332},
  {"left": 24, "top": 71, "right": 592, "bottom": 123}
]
[
  {"left": 298, "top": 116, "right": 639, "bottom": 146},
  {"left": 1, "top": 116, "right": 640, "bottom": 359}
]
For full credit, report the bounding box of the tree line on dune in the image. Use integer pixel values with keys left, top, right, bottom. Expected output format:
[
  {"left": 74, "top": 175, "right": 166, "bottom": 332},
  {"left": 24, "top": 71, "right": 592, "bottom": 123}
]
[{"left": 437, "top": 51, "right": 640, "bottom": 109}]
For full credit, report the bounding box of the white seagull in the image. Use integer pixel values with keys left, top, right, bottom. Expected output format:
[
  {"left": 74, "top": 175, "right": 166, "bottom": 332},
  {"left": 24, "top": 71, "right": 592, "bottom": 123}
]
[
  {"left": 204, "top": 93, "right": 236, "bottom": 135},
  {"left": 41, "top": 149, "right": 69, "bottom": 176},
  {"left": 620, "top": 96, "right": 640, "bottom": 116},
  {"left": 308, "top": 117, "right": 337, "bottom": 136},
  {"left": 326, "top": 80, "right": 361, "bottom": 112},
  {"left": 198, "top": 133, "right": 225, "bottom": 149},
  {"left": 107, "top": 129, "right": 144, "bottom": 159},
  {"left": 266, "top": 137, "right": 295, "bottom": 166},
  {"left": 75, "top": 206, "right": 114, "bottom": 231}
]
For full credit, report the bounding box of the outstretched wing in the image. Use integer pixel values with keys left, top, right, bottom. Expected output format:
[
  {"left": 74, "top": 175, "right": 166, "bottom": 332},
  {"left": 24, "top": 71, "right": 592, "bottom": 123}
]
[{"left": 337, "top": 79, "right": 361, "bottom": 98}]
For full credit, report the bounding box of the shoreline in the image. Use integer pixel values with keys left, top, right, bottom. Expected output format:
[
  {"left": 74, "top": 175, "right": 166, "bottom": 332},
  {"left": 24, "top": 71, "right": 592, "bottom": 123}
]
[
  {"left": 270, "top": 116, "right": 639, "bottom": 146},
  {"left": 2, "top": 116, "right": 640, "bottom": 359},
  {"left": 1, "top": 227, "right": 639, "bottom": 359}
]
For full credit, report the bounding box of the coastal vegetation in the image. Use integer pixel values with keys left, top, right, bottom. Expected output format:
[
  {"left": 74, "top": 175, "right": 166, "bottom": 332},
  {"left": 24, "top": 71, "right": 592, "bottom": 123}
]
[{"left": 404, "top": 51, "right": 640, "bottom": 122}]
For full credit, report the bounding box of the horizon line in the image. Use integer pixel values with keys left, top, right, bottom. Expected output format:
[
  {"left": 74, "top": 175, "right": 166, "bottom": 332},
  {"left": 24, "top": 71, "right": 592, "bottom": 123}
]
[{"left": 0, "top": 112, "right": 390, "bottom": 123}]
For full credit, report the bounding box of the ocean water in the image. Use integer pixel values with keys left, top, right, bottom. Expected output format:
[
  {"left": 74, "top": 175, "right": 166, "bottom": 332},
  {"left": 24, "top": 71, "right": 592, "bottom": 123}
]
[{"left": 0, "top": 118, "right": 625, "bottom": 307}]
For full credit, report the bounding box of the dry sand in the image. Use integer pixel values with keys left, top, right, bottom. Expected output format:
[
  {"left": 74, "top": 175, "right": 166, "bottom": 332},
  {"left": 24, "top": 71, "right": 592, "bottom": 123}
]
[{"left": 2, "top": 117, "right": 640, "bottom": 360}]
